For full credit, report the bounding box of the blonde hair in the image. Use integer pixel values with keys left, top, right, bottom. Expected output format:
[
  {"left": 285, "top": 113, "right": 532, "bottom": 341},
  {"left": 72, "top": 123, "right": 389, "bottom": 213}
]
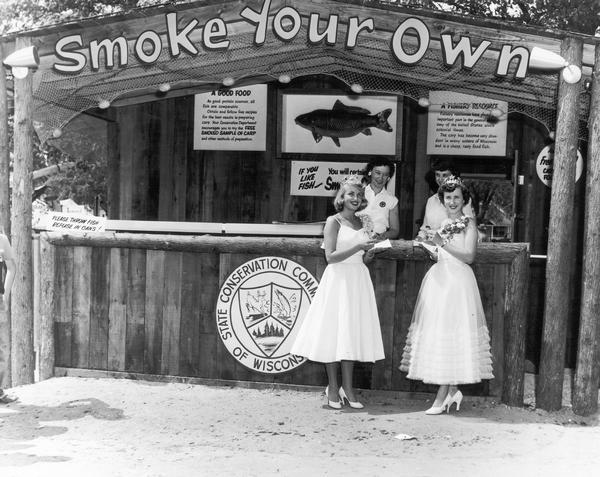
[{"left": 333, "top": 183, "right": 368, "bottom": 212}]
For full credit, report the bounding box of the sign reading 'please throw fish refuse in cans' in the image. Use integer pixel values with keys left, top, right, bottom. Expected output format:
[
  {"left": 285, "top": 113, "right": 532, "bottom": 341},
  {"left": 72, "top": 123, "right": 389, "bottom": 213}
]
[{"left": 216, "top": 257, "right": 318, "bottom": 374}]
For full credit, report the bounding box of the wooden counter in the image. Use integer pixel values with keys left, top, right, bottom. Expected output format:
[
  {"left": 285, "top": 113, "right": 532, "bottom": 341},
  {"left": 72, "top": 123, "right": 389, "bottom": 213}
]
[{"left": 38, "top": 232, "right": 528, "bottom": 406}]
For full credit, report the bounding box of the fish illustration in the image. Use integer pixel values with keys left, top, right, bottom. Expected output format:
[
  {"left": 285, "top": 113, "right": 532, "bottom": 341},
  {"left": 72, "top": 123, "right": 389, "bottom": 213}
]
[{"left": 294, "top": 100, "right": 393, "bottom": 147}]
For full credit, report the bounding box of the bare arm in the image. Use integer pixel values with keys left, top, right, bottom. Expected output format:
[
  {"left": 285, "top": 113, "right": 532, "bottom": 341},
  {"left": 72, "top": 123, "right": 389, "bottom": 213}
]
[
  {"left": 323, "top": 216, "right": 374, "bottom": 264},
  {"left": 0, "top": 234, "right": 16, "bottom": 305}
]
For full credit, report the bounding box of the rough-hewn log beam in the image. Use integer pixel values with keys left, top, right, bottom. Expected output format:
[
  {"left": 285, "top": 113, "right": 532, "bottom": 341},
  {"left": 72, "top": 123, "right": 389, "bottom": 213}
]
[
  {"left": 10, "top": 37, "right": 35, "bottom": 386},
  {"left": 573, "top": 43, "right": 600, "bottom": 416},
  {"left": 537, "top": 36, "right": 583, "bottom": 411}
]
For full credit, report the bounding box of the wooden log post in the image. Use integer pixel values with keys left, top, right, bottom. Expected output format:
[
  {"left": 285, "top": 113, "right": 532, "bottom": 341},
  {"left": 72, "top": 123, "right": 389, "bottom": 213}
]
[
  {"left": 573, "top": 44, "right": 600, "bottom": 416},
  {"left": 38, "top": 235, "right": 55, "bottom": 380},
  {"left": 10, "top": 37, "right": 35, "bottom": 385},
  {"left": 537, "top": 36, "right": 583, "bottom": 411},
  {"left": 0, "top": 43, "right": 11, "bottom": 389},
  {"left": 503, "top": 247, "right": 529, "bottom": 406}
]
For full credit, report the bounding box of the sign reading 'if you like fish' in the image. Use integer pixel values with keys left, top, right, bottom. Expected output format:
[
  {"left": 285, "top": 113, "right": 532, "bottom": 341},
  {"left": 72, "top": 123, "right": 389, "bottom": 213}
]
[
  {"left": 53, "top": 0, "right": 538, "bottom": 80},
  {"left": 290, "top": 161, "right": 369, "bottom": 196}
]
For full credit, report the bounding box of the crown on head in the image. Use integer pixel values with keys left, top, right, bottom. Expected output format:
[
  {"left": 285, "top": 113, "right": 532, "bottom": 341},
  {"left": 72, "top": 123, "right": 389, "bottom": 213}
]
[
  {"left": 442, "top": 175, "right": 463, "bottom": 187},
  {"left": 341, "top": 175, "right": 364, "bottom": 187}
]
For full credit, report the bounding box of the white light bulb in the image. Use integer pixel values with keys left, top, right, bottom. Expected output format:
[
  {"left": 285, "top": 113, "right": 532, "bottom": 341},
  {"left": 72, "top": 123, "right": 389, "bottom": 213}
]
[
  {"left": 350, "top": 83, "right": 363, "bottom": 94},
  {"left": 222, "top": 77, "right": 235, "bottom": 87},
  {"left": 52, "top": 128, "right": 62, "bottom": 138},
  {"left": 158, "top": 83, "right": 171, "bottom": 93},
  {"left": 418, "top": 97, "right": 430, "bottom": 108},
  {"left": 278, "top": 74, "right": 291, "bottom": 84},
  {"left": 98, "top": 99, "right": 110, "bottom": 109},
  {"left": 562, "top": 65, "right": 582, "bottom": 84}
]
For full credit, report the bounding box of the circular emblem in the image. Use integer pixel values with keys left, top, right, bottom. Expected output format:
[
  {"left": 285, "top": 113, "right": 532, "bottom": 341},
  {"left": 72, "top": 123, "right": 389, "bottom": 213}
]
[
  {"left": 536, "top": 145, "right": 583, "bottom": 187},
  {"left": 216, "top": 256, "right": 318, "bottom": 374},
  {"left": 379, "top": 201, "right": 386, "bottom": 208}
]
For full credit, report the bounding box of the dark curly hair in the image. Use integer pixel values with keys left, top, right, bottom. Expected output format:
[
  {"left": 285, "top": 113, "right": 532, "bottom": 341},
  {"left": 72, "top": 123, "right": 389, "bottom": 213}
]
[
  {"left": 364, "top": 156, "right": 395, "bottom": 181},
  {"left": 431, "top": 157, "right": 459, "bottom": 175}
]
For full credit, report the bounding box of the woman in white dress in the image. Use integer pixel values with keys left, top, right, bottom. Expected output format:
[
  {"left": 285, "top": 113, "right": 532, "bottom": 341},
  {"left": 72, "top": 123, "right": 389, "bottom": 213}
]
[
  {"left": 0, "top": 232, "right": 17, "bottom": 404},
  {"left": 401, "top": 176, "right": 493, "bottom": 414},
  {"left": 291, "top": 179, "right": 385, "bottom": 409}
]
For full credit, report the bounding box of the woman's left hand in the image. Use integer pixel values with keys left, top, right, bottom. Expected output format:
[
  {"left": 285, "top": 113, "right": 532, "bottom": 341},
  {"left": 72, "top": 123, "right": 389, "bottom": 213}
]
[{"left": 431, "top": 232, "right": 445, "bottom": 246}]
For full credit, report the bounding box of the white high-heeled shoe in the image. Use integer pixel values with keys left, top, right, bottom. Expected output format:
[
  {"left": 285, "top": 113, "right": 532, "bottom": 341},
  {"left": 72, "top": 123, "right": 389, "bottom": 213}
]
[
  {"left": 442, "top": 390, "right": 463, "bottom": 413},
  {"left": 339, "top": 387, "right": 364, "bottom": 409},
  {"left": 325, "top": 386, "right": 342, "bottom": 409},
  {"left": 424, "top": 403, "right": 446, "bottom": 415}
]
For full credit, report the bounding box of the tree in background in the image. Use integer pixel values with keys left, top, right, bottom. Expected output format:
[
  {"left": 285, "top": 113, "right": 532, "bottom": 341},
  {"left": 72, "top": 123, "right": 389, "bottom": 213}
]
[
  {"left": 373, "top": 0, "right": 599, "bottom": 35},
  {"left": 434, "top": 0, "right": 599, "bottom": 35}
]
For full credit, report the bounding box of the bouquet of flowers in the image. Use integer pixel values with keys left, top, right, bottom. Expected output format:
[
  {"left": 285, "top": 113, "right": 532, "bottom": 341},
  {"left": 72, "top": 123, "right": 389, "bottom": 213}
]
[
  {"left": 437, "top": 216, "right": 470, "bottom": 244},
  {"left": 355, "top": 211, "right": 375, "bottom": 238}
]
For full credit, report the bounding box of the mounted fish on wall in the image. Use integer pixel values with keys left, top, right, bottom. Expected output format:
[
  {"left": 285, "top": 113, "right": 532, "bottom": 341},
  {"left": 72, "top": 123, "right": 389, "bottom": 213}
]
[{"left": 280, "top": 94, "right": 398, "bottom": 156}]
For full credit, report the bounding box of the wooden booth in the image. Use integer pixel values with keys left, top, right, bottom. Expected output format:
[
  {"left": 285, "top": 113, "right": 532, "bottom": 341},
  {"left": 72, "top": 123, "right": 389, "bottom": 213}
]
[{"left": 2, "top": 0, "right": 599, "bottom": 409}]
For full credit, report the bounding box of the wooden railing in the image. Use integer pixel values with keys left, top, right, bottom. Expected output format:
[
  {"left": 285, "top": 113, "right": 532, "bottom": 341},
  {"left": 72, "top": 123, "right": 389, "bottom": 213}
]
[{"left": 37, "top": 232, "right": 529, "bottom": 406}]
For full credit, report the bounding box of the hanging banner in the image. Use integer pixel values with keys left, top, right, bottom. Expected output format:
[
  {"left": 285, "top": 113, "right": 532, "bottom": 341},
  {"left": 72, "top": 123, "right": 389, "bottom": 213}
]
[
  {"left": 193, "top": 84, "right": 267, "bottom": 151},
  {"left": 426, "top": 91, "right": 507, "bottom": 156}
]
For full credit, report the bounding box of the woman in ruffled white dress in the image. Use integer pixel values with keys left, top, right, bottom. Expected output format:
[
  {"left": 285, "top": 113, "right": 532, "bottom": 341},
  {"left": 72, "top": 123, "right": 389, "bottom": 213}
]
[
  {"left": 400, "top": 177, "right": 493, "bottom": 414},
  {"left": 291, "top": 180, "right": 385, "bottom": 409}
]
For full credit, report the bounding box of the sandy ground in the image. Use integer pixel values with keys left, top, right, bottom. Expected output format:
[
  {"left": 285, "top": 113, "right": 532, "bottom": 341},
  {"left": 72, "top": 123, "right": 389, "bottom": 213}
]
[{"left": 0, "top": 374, "right": 598, "bottom": 477}]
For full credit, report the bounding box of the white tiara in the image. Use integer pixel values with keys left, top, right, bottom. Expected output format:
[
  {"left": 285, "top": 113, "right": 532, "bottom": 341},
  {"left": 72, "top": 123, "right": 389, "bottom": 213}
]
[
  {"left": 341, "top": 175, "right": 364, "bottom": 186},
  {"left": 442, "top": 175, "right": 463, "bottom": 187}
]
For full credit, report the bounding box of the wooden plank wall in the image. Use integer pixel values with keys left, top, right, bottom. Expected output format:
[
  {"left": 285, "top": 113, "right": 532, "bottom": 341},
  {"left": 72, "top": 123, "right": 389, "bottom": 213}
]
[
  {"left": 113, "top": 80, "right": 416, "bottom": 233},
  {"left": 44, "top": 236, "right": 526, "bottom": 399}
]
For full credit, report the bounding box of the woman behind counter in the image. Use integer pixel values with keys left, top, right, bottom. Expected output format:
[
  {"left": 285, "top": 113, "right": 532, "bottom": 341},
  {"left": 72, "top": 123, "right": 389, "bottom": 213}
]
[{"left": 361, "top": 157, "right": 399, "bottom": 240}]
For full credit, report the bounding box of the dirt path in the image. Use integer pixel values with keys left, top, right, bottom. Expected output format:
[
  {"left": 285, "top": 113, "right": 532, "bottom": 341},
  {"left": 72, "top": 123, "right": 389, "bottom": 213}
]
[{"left": 0, "top": 375, "right": 598, "bottom": 476}]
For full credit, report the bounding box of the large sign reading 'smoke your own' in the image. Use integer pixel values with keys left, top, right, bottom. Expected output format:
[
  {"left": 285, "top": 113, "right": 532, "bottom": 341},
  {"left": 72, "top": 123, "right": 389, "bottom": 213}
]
[{"left": 54, "top": 0, "right": 539, "bottom": 79}]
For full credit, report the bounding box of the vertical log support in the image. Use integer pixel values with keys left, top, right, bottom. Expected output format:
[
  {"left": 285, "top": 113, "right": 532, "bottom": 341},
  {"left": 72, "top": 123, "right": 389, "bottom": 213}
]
[
  {"left": 503, "top": 247, "right": 529, "bottom": 406},
  {"left": 10, "top": 37, "right": 35, "bottom": 385},
  {"left": 537, "top": 37, "right": 583, "bottom": 411},
  {"left": 39, "top": 234, "right": 55, "bottom": 380},
  {"left": 573, "top": 44, "right": 600, "bottom": 416},
  {"left": 0, "top": 43, "right": 11, "bottom": 388}
]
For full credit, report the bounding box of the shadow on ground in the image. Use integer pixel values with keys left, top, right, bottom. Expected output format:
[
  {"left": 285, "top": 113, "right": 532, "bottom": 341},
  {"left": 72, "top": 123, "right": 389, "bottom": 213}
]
[{"left": 0, "top": 398, "right": 124, "bottom": 467}]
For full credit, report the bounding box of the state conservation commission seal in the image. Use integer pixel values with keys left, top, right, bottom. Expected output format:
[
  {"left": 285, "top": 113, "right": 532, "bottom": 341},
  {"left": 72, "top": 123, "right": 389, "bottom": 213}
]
[{"left": 216, "top": 256, "right": 318, "bottom": 374}]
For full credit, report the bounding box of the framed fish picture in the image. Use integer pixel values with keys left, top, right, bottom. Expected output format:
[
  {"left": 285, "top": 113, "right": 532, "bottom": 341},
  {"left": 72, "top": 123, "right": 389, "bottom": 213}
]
[{"left": 279, "top": 92, "right": 399, "bottom": 156}]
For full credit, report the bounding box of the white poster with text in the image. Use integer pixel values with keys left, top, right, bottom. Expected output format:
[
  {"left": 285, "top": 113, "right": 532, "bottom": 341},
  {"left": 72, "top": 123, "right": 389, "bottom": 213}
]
[
  {"left": 194, "top": 84, "right": 267, "bottom": 151},
  {"left": 426, "top": 91, "right": 507, "bottom": 156},
  {"left": 290, "top": 161, "right": 396, "bottom": 197},
  {"left": 291, "top": 162, "right": 367, "bottom": 196}
]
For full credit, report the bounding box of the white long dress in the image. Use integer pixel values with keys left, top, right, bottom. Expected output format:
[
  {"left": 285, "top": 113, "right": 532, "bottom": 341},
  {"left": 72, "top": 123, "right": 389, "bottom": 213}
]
[
  {"left": 400, "top": 227, "right": 493, "bottom": 384},
  {"left": 290, "top": 222, "right": 385, "bottom": 363}
]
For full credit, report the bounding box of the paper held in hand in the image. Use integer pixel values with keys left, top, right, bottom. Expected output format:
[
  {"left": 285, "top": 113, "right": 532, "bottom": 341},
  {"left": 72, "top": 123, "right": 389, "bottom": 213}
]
[
  {"left": 373, "top": 239, "right": 392, "bottom": 250},
  {"left": 413, "top": 240, "right": 437, "bottom": 254}
]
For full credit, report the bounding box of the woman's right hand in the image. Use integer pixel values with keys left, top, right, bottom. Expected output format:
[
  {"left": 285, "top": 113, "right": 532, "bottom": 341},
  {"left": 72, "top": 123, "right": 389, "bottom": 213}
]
[{"left": 357, "top": 238, "right": 377, "bottom": 252}]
